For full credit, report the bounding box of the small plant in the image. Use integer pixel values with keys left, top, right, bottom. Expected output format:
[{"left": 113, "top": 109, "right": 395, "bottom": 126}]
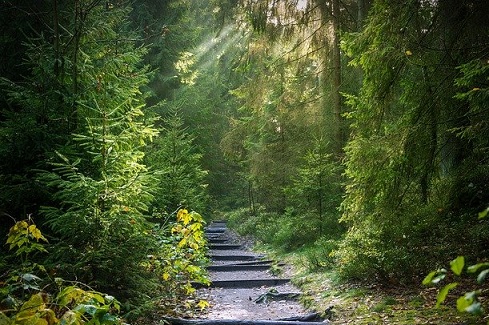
[
  {"left": 1, "top": 219, "right": 124, "bottom": 324},
  {"left": 423, "top": 208, "right": 489, "bottom": 321},
  {"left": 149, "top": 209, "right": 210, "bottom": 316}
]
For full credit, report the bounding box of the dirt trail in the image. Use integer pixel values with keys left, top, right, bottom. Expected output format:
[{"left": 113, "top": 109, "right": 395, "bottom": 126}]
[{"left": 191, "top": 221, "right": 327, "bottom": 323}]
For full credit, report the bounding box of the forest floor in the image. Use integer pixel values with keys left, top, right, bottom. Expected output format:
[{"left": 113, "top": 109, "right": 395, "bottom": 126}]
[
  {"left": 289, "top": 269, "right": 488, "bottom": 324},
  {"left": 201, "top": 225, "right": 488, "bottom": 325}
]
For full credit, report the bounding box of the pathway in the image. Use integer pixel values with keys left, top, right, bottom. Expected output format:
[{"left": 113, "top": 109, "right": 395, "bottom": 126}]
[{"left": 166, "top": 220, "right": 328, "bottom": 324}]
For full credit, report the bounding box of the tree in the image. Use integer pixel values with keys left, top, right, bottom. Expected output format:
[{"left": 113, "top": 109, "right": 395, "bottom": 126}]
[
  {"left": 146, "top": 107, "right": 209, "bottom": 215},
  {"left": 1, "top": 1, "right": 160, "bottom": 302},
  {"left": 276, "top": 138, "right": 344, "bottom": 249},
  {"left": 336, "top": 0, "right": 489, "bottom": 281}
]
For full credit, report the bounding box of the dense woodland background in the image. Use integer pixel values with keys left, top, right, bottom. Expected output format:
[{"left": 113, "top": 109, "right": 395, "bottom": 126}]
[{"left": 0, "top": 0, "right": 488, "bottom": 323}]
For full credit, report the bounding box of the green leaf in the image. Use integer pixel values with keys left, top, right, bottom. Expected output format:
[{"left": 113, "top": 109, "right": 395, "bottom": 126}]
[
  {"left": 467, "top": 262, "right": 489, "bottom": 274},
  {"left": 422, "top": 269, "right": 446, "bottom": 285},
  {"left": 478, "top": 207, "right": 489, "bottom": 219},
  {"left": 22, "top": 273, "right": 41, "bottom": 282},
  {"left": 477, "top": 269, "right": 489, "bottom": 283},
  {"left": 436, "top": 282, "right": 458, "bottom": 307},
  {"left": 0, "top": 312, "right": 11, "bottom": 325},
  {"left": 450, "top": 256, "right": 465, "bottom": 276},
  {"left": 456, "top": 294, "right": 473, "bottom": 312},
  {"left": 73, "top": 304, "right": 97, "bottom": 316},
  {"left": 101, "top": 313, "right": 118, "bottom": 324},
  {"left": 422, "top": 271, "right": 437, "bottom": 285},
  {"left": 465, "top": 302, "right": 483, "bottom": 315}
]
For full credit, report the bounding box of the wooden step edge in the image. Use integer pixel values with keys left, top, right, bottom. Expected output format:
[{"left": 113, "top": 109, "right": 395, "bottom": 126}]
[
  {"left": 193, "top": 278, "right": 291, "bottom": 289},
  {"left": 207, "top": 264, "right": 271, "bottom": 272},
  {"left": 163, "top": 317, "right": 327, "bottom": 325},
  {"left": 209, "top": 255, "right": 264, "bottom": 261},
  {"left": 209, "top": 244, "right": 243, "bottom": 250}
]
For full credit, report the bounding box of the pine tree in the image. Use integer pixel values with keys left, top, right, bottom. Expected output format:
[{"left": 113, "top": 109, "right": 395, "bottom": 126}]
[
  {"left": 146, "top": 106, "right": 209, "bottom": 216},
  {"left": 28, "top": 3, "right": 159, "bottom": 299}
]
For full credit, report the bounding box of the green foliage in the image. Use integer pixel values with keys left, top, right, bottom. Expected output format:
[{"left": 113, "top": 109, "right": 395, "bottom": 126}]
[
  {"left": 423, "top": 210, "right": 489, "bottom": 320},
  {"left": 6, "top": 220, "right": 48, "bottom": 259},
  {"left": 225, "top": 137, "right": 345, "bottom": 254},
  {"left": 299, "top": 237, "right": 340, "bottom": 271},
  {"left": 147, "top": 209, "right": 210, "bottom": 316},
  {"left": 1, "top": 220, "right": 124, "bottom": 325},
  {"left": 336, "top": 0, "right": 489, "bottom": 283},
  {"left": 16, "top": 3, "right": 163, "bottom": 305},
  {"left": 284, "top": 138, "right": 344, "bottom": 242},
  {"left": 145, "top": 107, "right": 209, "bottom": 214}
]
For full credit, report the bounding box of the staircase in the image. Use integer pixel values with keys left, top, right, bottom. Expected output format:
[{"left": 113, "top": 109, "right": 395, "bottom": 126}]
[{"left": 164, "top": 220, "right": 328, "bottom": 325}]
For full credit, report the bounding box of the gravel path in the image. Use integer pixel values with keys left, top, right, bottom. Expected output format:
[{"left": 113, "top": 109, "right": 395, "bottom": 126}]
[{"left": 196, "top": 221, "right": 317, "bottom": 321}]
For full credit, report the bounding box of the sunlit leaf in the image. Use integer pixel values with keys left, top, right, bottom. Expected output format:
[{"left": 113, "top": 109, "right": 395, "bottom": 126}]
[
  {"left": 0, "top": 312, "right": 11, "bottom": 325},
  {"left": 479, "top": 207, "right": 489, "bottom": 219},
  {"left": 178, "top": 238, "right": 187, "bottom": 248},
  {"left": 436, "top": 282, "right": 458, "bottom": 307},
  {"left": 467, "top": 262, "right": 489, "bottom": 274},
  {"left": 177, "top": 209, "right": 191, "bottom": 225},
  {"left": 450, "top": 256, "right": 465, "bottom": 276},
  {"left": 477, "top": 269, "right": 489, "bottom": 283},
  {"left": 197, "top": 300, "right": 209, "bottom": 310},
  {"left": 423, "top": 269, "right": 446, "bottom": 285}
]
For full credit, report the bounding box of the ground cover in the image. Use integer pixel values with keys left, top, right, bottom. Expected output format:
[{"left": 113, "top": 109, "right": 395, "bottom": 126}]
[{"left": 288, "top": 261, "right": 488, "bottom": 324}]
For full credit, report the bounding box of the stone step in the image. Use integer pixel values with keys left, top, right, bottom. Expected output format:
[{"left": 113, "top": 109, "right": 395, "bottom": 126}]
[
  {"left": 209, "top": 244, "right": 242, "bottom": 250},
  {"left": 207, "top": 264, "right": 271, "bottom": 272},
  {"left": 194, "top": 278, "right": 291, "bottom": 289},
  {"left": 164, "top": 317, "right": 327, "bottom": 325},
  {"left": 209, "top": 254, "right": 263, "bottom": 261},
  {"left": 205, "top": 227, "right": 226, "bottom": 233},
  {"left": 208, "top": 238, "right": 228, "bottom": 244}
]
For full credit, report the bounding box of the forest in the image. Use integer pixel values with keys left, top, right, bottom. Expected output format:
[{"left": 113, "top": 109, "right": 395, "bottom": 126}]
[{"left": 0, "top": 0, "right": 488, "bottom": 324}]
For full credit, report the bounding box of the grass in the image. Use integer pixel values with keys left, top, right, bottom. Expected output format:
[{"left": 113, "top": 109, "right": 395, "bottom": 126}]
[{"left": 280, "top": 253, "right": 488, "bottom": 325}]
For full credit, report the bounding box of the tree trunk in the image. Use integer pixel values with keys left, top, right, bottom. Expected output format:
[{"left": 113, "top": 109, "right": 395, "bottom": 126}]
[{"left": 331, "top": 0, "right": 343, "bottom": 154}]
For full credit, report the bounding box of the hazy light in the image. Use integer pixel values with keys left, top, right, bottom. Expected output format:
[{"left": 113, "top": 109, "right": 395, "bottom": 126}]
[{"left": 296, "top": 0, "right": 307, "bottom": 11}]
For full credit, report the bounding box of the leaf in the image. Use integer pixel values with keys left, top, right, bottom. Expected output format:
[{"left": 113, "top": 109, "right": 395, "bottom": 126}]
[
  {"left": 27, "top": 225, "right": 47, "bottom": 242},
  {"left": 59, "top": 310, "right": 81, "bottom": 325},
  {"left": 477, "top": 269, "right": 489, "bottom": 283},
  {"left": 57, "top": 286, "right": 85, "bottom": 308},
  {"left": 422, "top": 269, "right": 446, "bottom": 285},
  {"left": 422, "top": 271, "right": 437, "bottom": 285},
  {"left": 467, "top": 262, "right": 489, "bottom": 274},
  {"left": 450, "top": 256, "right": 465, "bottom": 276},
  {"left": 479, "top": 207, "right": 489, "bottom": 219},
  {"left": 14, "top": 293, "right": 46, "bottom": 324},
  {"left": 456, "top": 293, "right": 473, "bottom": 312},
  {"left": 22, "top": 273, "right": 42, "bottom": 282},
  {"left": 101, "top": 313, "right": 118, "bottom": 324},
  {"left": 178, "top": 237, "right": 187, "bottom": 248},
  {"left": 0, "top": 312, "right": 11, "bottom": 325},
  {"left": 465, "top": 302, "right": 483, "bottom": 315},
  {"left": 197, "top": 300, "right": 209, "bottom": 310},
  {"left": 73, "top": 304, "right": 98, "bottom": 316},
  {"left": 436, "top": 282, "right": 458, "bottom": 307},
  {"left": 177, "top": 209, "right": 192, "bottom": 225}
]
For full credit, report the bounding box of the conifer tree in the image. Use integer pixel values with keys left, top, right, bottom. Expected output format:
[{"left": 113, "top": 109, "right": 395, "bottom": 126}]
[
  {"left": 146, "top": 106, "right": 209, "bottom": 216},
  {"left": 1, "top": 2, "right": 160, "bottom": 299}
]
